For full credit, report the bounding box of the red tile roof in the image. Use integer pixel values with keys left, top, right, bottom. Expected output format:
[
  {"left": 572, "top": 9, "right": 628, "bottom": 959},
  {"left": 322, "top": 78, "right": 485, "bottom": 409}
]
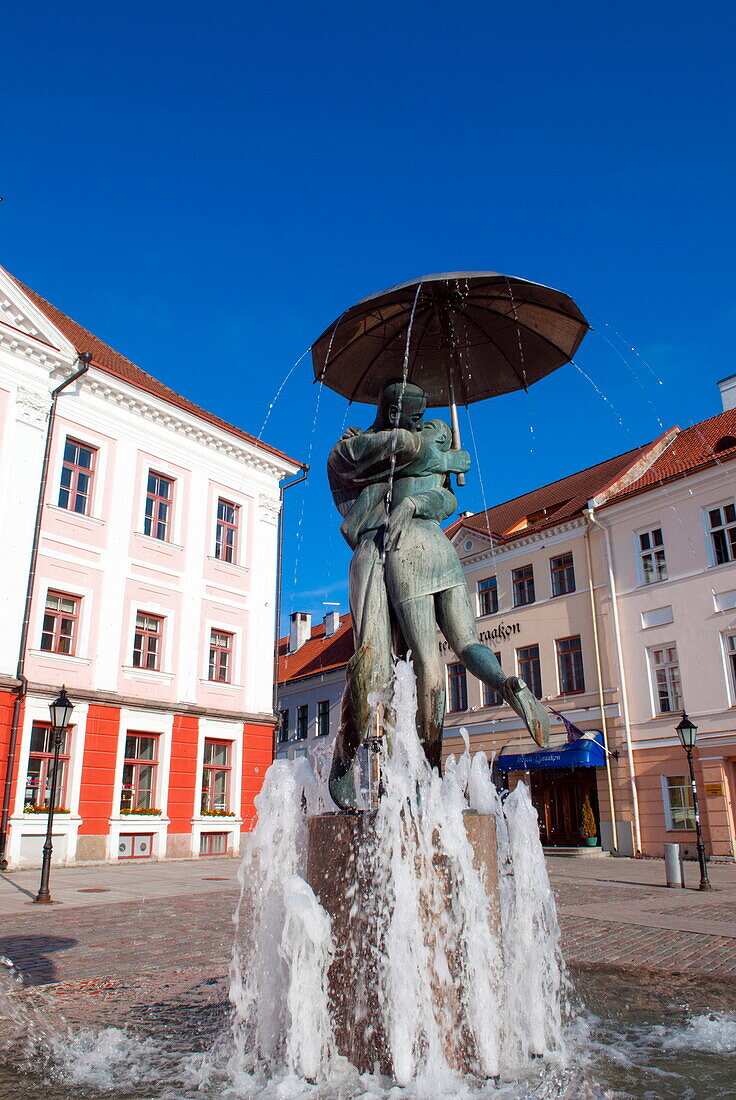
[
  {"left": 602, "top": 409, "right": 736, "bottom": 503},
  {"left": 445, "top": 442, "right": 654, "bottom": 544},
  {"left": 10, "top": 273, "right": 303, "bottom": 471},
  {"left": 278, "top": 616, "right": 354, "bottom": 683}
]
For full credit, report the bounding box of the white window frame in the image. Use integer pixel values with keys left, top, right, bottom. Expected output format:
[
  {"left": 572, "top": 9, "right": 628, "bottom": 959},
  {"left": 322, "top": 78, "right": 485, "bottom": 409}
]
[
  {"left": 660, "top": 774, "right": 695, "bottom": 831},
  {"left": 647, "top": 644, "right": 683, "bottom": 716},
  {"left": 635, "top": 526, "right": 668, "bottom": 586},
  {"left": 722, "top": 632, "right": 736, "bottom": 707},
  {"left": 704, "top": 499, "right": 736, "bottom": 567}
]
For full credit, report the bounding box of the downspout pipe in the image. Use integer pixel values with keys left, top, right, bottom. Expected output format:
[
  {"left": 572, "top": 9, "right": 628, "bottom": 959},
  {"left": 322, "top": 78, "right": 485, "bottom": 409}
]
[
  {"left": 583, "top": 514, "right": 619, "bottom": 852},
  {"left": 272, "top": 466, "right": 309, "bottom": 724},
  {"left": 584, "top": 505, "right": 642, "bottom": 856},
  {"left": 0, "top": 354, "right": 91, "bottom": 868}
]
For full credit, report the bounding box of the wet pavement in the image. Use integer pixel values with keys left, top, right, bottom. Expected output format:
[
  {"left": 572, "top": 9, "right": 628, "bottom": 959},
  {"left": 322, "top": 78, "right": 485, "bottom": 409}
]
[{"left": 0, "top": 853, "right": 735, "bottom": 994}]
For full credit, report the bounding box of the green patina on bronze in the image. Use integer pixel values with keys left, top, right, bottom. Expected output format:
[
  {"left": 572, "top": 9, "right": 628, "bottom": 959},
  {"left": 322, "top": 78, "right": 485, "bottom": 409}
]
[{"left": 327, "top": 380, "right": 550, "bottom": 811}]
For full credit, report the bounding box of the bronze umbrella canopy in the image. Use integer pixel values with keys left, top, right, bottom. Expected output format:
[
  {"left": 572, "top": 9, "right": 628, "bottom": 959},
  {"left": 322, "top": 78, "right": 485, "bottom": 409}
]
[{"left": 312, "top": 271, "right": 589, "bottom": 484}]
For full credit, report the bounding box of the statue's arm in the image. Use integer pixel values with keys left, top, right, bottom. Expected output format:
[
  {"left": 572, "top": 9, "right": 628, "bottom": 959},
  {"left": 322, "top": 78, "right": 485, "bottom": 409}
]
[{"left": 329, "top": 428, "right": 421, "bottom": 486}]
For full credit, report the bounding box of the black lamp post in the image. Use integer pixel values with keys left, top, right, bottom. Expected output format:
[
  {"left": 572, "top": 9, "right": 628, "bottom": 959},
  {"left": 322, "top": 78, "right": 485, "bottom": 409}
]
[
  {"left": 34, "top": 687, "right": 74, "bottom": 905},
  {"left": 675, "top": 711, "right": 712, "bottom": 892}
]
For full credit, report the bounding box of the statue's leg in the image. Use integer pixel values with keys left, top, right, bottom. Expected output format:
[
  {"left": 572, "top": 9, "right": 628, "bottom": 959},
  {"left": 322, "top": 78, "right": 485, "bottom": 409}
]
[
  {"left": 329, "top": 535, "right": 393, "bottom": 810},
  {"left": 435, "top": 586, "right": 550, "bottom": 748},
  {"left": 392, "top": 595, "right": 445, "bottom": 772}
]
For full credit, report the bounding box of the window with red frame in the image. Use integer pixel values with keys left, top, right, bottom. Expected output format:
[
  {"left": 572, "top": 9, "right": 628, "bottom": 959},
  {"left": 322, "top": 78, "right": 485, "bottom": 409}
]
[
  {"left": 40, "top": 591, "right": 80, "bottom": 655},
  {"left": 517, "top": 644, "right": 542, "bottom": 698},
  {"left": 24, "top": 722, "right": 70, "bottom": 810},
  {"left": 208, "top": 629, "right": 233, "bottom": 682},
  {"left": 556, "top": 636, "right": 585, "bottom": 694},
  {"left": 482, "top": 653, "right": 503, "bottom": 706},
  {"left": 58, "top": 438, "right": 96, "bottom": 515},
  {"left": 215, "top": 499, "right": 239, "bottom": 563},
  {"left": 447, "top": 662, "right": 468, "bottom": 712},
  {"left": 133, "top": 612, "right": 164, "bottom": 670},
  {"left": 201, "top": 740, "right": 231, "bottom": 813},
  {"left": 120, "top": 734, "right": 158, "bottom": 811},
  {"left": 144, "top": 471, "right": 173, "bottom": 541}
]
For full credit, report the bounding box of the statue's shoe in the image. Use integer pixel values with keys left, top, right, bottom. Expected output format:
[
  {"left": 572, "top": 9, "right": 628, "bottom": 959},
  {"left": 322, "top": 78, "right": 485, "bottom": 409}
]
[
  {"left": 501, "top": 677, "right": 550, "bottom": 748},
  {"left": 328, "top": 759, "right": 359, "bottom": 811}
]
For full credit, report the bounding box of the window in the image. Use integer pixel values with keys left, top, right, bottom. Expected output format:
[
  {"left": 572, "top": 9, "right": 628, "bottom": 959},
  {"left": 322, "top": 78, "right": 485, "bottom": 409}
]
[
  {"left": 483, "top": 654, "right": 503, "bottom": 706},
  {"left": 58, "top": 438, "right": 96, "bottom": 515},
  {"left": 650, "top": 645, "right": 682, "bottom": 715},
  {"left": 638, "top": 528, "right": 668, "bottom": 584},
  {"left": 24, "top": 723, "right": 70, "bottom": 810},
  {"left": 133, "top": 612, "right": 163, "bottom": 671},
  {"left": 208, "top": 629, "right": 233, "bottom": 683},
  {"left": 478, "top": 576, "right": 498, "bottom": 616},
  {"left": 201, "top": 740, "right": 231, "bottom": 813},
  {"left": 118, "top": 834, "right": 153, "bottom": 859},
  {"left": 144, "top": 471, "right": 173, "bottom": 541},
  {"left": 512, "top": 565, "right": 535, "bottom": 607},
  {"left": 448, "top": 663, "right": 468, "bottom": 712},
  {"left": 727, "top": 635, "right": 736, "bottom": 701},
  {"left": 556, "top": 636, "right": 585, "bottom": 694},
  {"left": 278, "top": 709, "right": 289, "bottom": 744},
  {"left": 200, "top": 832, "right": 228, "bottom": 856},
  {"left": 550, "top": 553, "right": 575, "bottom": 596},
  {"left": 40, "top": 591, "right": 79, "bottom": 655},
  {"left": 296, "top": 705, "right": 308, "bottom": 740},
  {"left": 709, "top": 503, "right": 736, "bottom": 565},
  {"left": 663, "top": 776, "right": 696, "bottom": 830},
  {"left": 120, "top": 734, "right": 158, "bottom": 811},
  {"left": 317, "top": 699, "right": 330, "bottom": 737},
  {"left": 215, "top": 499, "right": 239, "bottom": 564},
  {"left": 517, "top": 645, "right": 542, "bottom": 698}
]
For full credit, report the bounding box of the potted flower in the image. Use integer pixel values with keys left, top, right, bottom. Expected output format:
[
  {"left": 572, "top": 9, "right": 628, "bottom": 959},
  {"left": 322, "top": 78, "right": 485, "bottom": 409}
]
[{"left": 580, "top": 795, "right": 598, "bottom": 847}]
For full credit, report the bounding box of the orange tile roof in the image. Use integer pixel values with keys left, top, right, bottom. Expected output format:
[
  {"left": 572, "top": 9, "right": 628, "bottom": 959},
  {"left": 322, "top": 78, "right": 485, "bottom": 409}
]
[
  {"left": 602, "top": 408, "right": 736, "bottom": 503},
  {"left": 445, "top": 442, "right": 652, "bottom": 544},
  {"left": 10, "top": 273, "right": 303, "bottom": 471},
  {"left": 278, "top": 616, "right": 354, "bottom": 683}
]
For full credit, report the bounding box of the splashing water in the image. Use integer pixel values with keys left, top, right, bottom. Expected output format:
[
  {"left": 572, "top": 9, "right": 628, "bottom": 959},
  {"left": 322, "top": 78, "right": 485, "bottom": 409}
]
[{"left": 229, "top": 660, "right": 567, "bottom": 1095}]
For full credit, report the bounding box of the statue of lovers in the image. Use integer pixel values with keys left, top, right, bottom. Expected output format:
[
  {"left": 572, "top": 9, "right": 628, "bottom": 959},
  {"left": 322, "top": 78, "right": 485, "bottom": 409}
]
[{"left": 326, "top": 379, "right": 549, "bottom": 810}]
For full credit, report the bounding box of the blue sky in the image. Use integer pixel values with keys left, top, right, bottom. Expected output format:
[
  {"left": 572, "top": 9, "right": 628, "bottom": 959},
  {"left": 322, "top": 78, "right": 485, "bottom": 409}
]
[{"left": 3, "top": 2, "right": 735, "bottom": 630}]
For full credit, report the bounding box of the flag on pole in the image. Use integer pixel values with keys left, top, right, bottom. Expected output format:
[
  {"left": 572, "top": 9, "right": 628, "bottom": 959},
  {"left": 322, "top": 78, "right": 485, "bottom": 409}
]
[{"left": 547, "top": 705, "right": 586, "bottom": 744}]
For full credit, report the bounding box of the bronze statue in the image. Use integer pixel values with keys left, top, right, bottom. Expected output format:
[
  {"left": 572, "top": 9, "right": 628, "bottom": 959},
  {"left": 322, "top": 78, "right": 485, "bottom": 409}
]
[{"left": 327, "top": 380, "right": 550, "bottom": 810}]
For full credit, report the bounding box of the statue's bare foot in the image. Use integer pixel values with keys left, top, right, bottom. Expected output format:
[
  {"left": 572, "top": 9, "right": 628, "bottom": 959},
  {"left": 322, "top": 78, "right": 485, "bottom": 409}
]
[
  {"left": 501, "top": 677, "right": 550, "bottom": 748},
  {"left": 328, "top": 758, "right": 359, "bottom": 811}
]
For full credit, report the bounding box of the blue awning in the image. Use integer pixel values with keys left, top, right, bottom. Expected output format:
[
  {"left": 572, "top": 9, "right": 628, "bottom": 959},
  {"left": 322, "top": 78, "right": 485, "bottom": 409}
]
[{"left": 495, "top": 732, "right": 606, "bottom": 772}]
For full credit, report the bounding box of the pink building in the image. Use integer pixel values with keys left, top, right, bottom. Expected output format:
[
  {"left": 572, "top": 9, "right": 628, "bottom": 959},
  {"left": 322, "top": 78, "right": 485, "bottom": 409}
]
[{"left": 0, "top": 265, "right": 302, "bottom": 868}]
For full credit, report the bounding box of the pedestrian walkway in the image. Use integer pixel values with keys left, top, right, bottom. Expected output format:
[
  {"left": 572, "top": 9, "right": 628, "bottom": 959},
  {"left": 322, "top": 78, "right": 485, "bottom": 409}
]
[
  {"left": 0, "top": 854, "right": 735, "bottom": 991},
  {"left": 548, "top": 853, "right": 736, "bottom": 983}
]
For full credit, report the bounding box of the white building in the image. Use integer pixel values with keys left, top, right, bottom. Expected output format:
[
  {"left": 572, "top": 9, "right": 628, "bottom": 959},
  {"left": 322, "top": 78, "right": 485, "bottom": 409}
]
[{"left": 0, "top": 265, "right": 302, "bottom": 868}]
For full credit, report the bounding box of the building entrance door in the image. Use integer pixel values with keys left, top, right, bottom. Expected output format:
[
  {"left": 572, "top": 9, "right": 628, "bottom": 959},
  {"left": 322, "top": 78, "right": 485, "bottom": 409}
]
[{"left": 529, "top": 768, "right": 600, "bottom": 847}]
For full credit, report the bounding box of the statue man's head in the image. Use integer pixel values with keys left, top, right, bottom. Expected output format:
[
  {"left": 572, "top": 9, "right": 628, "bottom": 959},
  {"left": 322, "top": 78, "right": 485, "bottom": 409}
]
[{"left": 375, "top": 380, "right": 427, "bottom": 432}]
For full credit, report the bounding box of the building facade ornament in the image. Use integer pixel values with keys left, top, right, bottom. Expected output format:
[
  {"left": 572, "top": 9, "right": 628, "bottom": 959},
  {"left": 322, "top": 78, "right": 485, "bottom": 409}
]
[{"left": 15, "top": 386, "right": 48, "bottom": 430}]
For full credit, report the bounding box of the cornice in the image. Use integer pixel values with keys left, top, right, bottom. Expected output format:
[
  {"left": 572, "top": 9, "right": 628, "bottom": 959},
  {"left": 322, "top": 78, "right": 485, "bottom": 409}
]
[
  {"left": 0, "top": 325, "right": 74, "bottom": 372},
  {"left": 78, "top": 370, "right": 292, "bottom": 479},
  {"left": 459, "top": 517, "right": 585, "bottom": 566}
]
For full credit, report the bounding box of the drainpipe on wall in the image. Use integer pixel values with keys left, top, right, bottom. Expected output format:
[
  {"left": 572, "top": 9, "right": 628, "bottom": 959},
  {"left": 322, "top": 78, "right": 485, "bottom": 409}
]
[
  {"left": 583, "top": 515, "right": 618, "bottom": 852},
  {"left": 584, "top": 506, "right": 642, "bottom": 856},
  {"left": 0, "top": 354, "right": 91, "bottom": 869},
  {"left": 272, "top": 466, "right": 310, "bottom": 725}
]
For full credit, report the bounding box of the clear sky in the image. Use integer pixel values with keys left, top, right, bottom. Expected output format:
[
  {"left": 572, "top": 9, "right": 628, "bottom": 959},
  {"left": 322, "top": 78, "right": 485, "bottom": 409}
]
[{"left": 3, "top": 2, "right": 735, "bottom": 631}]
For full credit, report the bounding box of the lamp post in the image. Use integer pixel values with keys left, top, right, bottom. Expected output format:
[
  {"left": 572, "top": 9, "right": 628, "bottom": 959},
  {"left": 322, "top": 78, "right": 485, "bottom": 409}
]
[
  {"left": 34, "top": 687, "right": 74, "bottom": 904},
  {"left": 675, "top": 711, "right": 712, "bottom": 892}
]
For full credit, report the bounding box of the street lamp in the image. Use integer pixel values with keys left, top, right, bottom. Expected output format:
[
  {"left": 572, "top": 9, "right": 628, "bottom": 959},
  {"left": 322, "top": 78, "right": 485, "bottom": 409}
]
[
  {"left": 34, "top": 686, "right": 74, "bottom": 904},
  {"left": 675, "top": 711, "right": 712, "bottom": 892}
]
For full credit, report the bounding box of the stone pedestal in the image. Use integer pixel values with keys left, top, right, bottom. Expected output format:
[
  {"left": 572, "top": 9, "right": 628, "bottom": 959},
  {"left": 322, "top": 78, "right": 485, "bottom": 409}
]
[{"left": 306, "top": 809, "right": 498, "bottom": 1075}]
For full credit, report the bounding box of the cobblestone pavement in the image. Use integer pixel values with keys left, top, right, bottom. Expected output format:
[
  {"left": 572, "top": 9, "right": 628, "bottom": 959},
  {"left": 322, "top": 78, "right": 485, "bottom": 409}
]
[{"left": 1, "top": 854, "right": 735, "bottom": 1002}]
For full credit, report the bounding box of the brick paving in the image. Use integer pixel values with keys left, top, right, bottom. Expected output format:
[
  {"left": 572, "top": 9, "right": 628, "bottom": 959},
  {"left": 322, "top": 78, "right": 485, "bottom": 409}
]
[{"left": 0, "top": 853, "right": 735, "bottom": 1006}]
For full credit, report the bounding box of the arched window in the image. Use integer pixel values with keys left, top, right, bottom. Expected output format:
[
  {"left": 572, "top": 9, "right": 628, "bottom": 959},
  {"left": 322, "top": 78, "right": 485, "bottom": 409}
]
[{"left": 714, "top": 435, "right": 736, "bottom": 454}]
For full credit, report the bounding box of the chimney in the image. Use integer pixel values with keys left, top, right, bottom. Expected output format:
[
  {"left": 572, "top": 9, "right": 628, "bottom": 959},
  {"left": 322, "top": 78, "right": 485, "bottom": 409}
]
[
  {"left": 324, "top": 611, "right": 340, "bottom": 637},
  {"left": 458, "top": 510, "right": 474, "bottom": 519},
  {"left": 718, "top": 374, "right": 736, "bottom": 412},
  {"left": 289, "top": 612, "right": 311, "bottom": 653}
]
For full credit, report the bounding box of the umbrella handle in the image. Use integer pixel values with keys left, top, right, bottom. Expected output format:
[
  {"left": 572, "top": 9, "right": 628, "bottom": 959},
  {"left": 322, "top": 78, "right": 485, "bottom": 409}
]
[{"left": 449, "top": 401, "right": 466, "bottom": 488}]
